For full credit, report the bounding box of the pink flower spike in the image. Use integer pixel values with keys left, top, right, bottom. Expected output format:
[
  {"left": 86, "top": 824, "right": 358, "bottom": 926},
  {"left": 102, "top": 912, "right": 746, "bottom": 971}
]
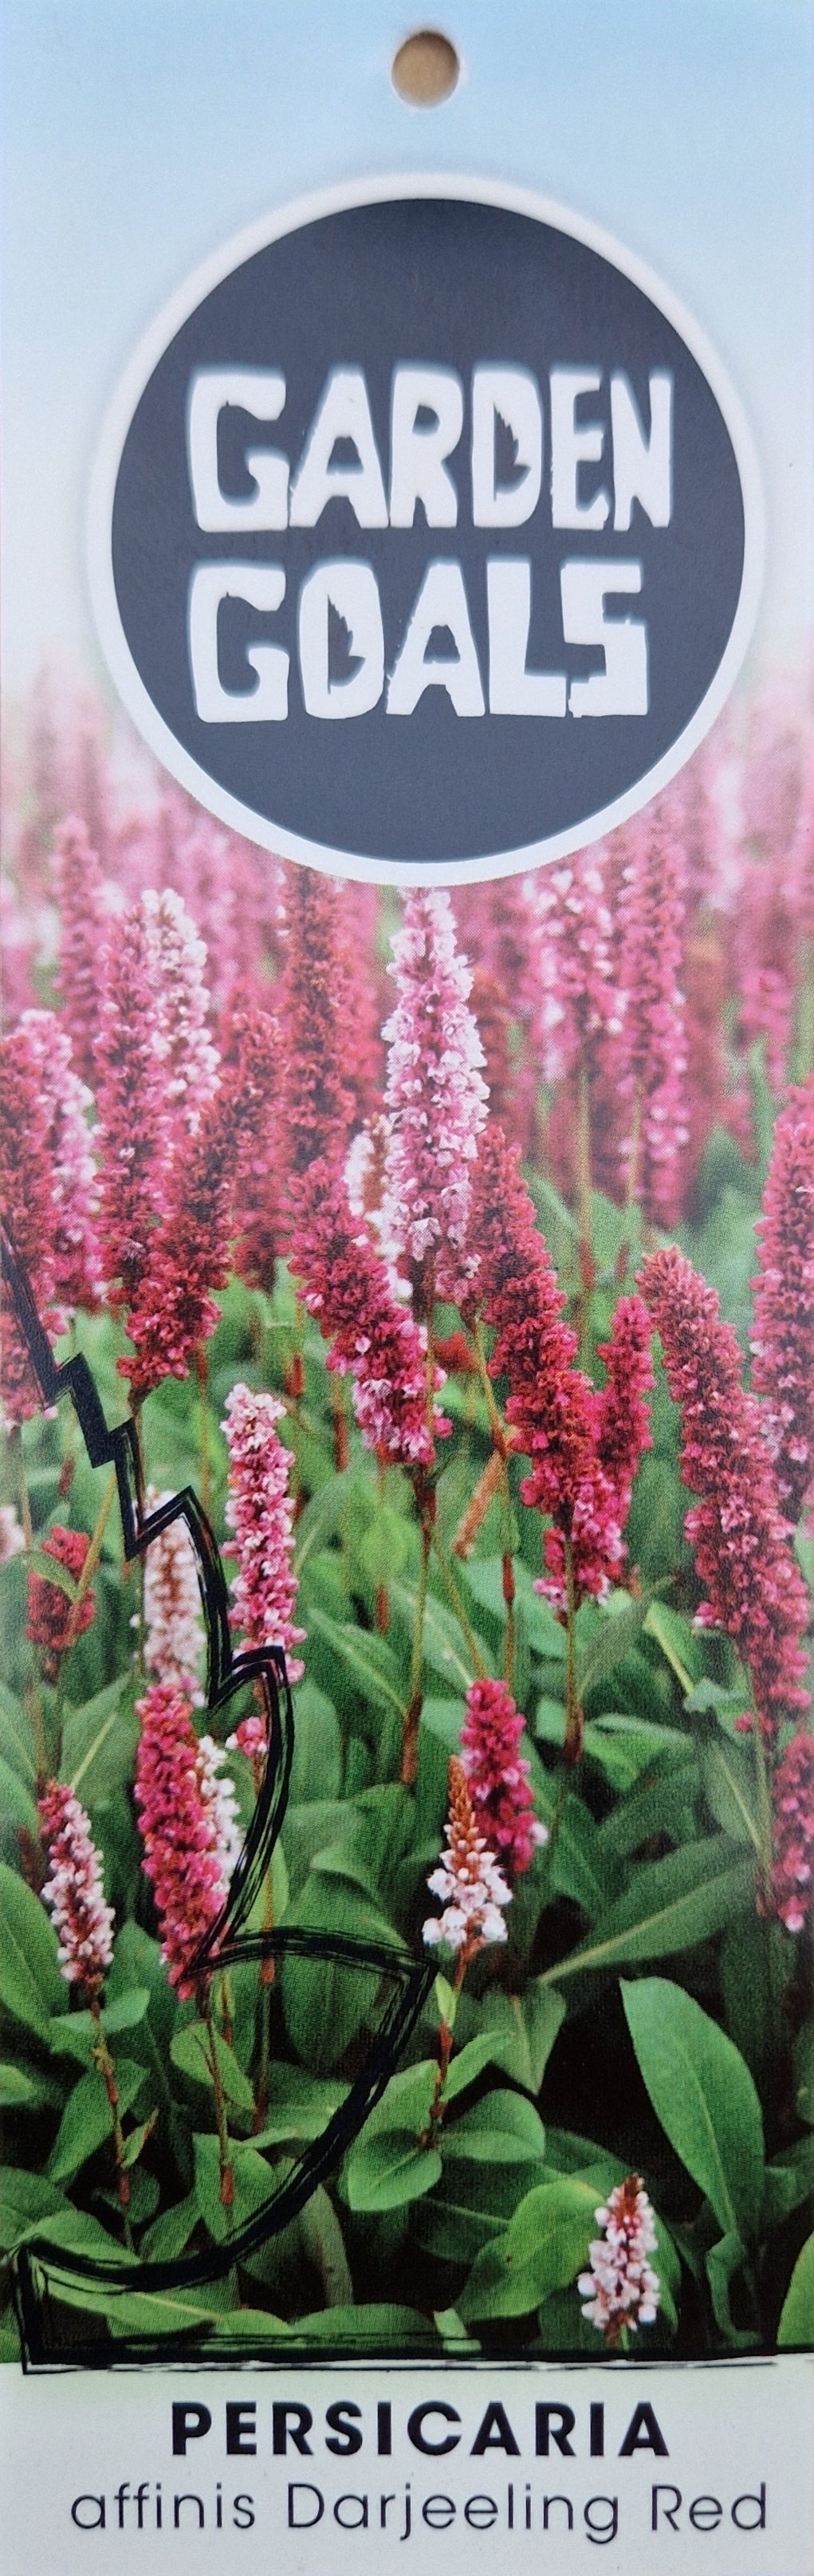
[
  {"left": 53, "top": 817, "right": 108, "bottom": 1093},
  {"left": 95, "top": 899, "right": 171, "bottom": 1309},
  {"left": 1, "top": 1017, "right": 63, "bottom": 1418},
  {"left": 18, "top": 1011, "right": 104, "bottom": 1315},
  {"left": 134, "top": 1682, "right": 231, "bottom": 1997},
  {"left": 290, "top": 1157, "right": 450, "bottom": 1473},
  {"left": 528, "top": 847, "right": 622, "bottom": 1088},
  {"left": 383, "top": 889, "right": 488, "bottom": 1306},
  {"left": 277, "top": 866, "right": 356, "bottom": 1184},
  {"left": 750, "top": 1076, "right": 814, "bottom": 1528},
  {"left": 466, "top": 1125, "right": 624, "bottom": 1609},
  {"left": 770, "top": 1732, "right": 814, "bottom": 1934},
  {"left": 639, "top": 1245, "right": 809, "bottom": 1738},
  {"left": 221, "top": 1382, "right": 305, "bottom": 1680},
  {"left": 37, "top": 1779, "right": 115, "bottom": 1996},
  {"left": 142, "top": 887, "right": 220, "bottom": 1136},
  {"left": 26, "top": 1526, "right": 96, "bottom": 1682},
  {"left": 578, "top": 2173, "right": 661, "bottom": 2344},
  {"left": 595, "top": 1294, "right": 655, "bottom": 1523},
  {"left": 616, "top": 800, "right": 689, "bottom": 1226},
  {"left": 0, "top": 1505, "right": 25, "bottom": 1563},
  {"left": 143, "top": 1489, "right": 205, "bottom": 1702},
  {"left": 423, "top": 1757, "right": 512, "bottom": 1956},
  {"left": 460, "top": 1677, "right": 547, "bottom": 1878},
  {"left": 226, "top": 1712, "right": 268, "bottom": 1765},
  {"left": 120, "top": 1005, "right": 277, "bottom": 1400}
]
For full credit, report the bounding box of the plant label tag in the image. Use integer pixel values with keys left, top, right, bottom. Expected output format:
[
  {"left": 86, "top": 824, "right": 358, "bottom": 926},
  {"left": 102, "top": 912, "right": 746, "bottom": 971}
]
[{"left": 1, "top": 7, "right": 812, "bottom": 2574}]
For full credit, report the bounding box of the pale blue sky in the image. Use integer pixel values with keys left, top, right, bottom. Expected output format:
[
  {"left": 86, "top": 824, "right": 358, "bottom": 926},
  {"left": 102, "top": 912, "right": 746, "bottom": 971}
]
[{"left": 2, "top": 0, "right": 811, "bottom": 689}]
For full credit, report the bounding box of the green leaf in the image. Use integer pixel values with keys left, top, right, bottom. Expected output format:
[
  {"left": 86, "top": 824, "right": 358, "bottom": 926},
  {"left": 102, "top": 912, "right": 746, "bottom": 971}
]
[
  {"left": 462, "top": 1558, "right": 565, "bottom": 1659},
  {"left": 192, "top": 2134, "right": 280, "bottom": 2245},
  {"left": 0, "top": 1755, "right": 39, "bottom": 1838},
  {"left": 343, "top": 2129, "right": 442, "bottom": 2213},
  {"left": 360, "top": 1508, "right": 411, "bottom": 1591},
  {"left": 595, "top": 1748, "right": 697, "bottom": 1866},
  {"left": 622, "top": 1978, "right": 765, "bottom": 2241},
  {"left": 27, "top": 2208, "right": 130, "bottom": 2266},
  {"left": 763, "top": 2138, "right": 814, "bottom": 2228},
  {"left": 719, "top": 1914, "right": 777, "bottom": 2083},
  {"left": 293, "top": 1471, "right": 365, "bottom": 1575},
  {"left": 777, "top": 2233, "right": 814, "bottom": 2348},
  {"left": 47, "top": 1988, "right": 151, "bottom": 2063},
  {"left": 287, "top": 1679, "right": 341, "bottom": 1805},
  {"left": 418, "top": 2156, "right": 541, "bottom": 2266},
  {"left": 443, "top": 2032, "right": 515, "bottom": 2100},
  {"left": 545, "top": 1794, "right": 610, "bottom": 1918},
  {"left": 0, "top": 2058, "right": 62, "bottom": 2110},
  {"left": 292, "top": 2303, "right": 438, "bottom": 2346},
  {"left": 120, "top": 2114, "right": 157, "bottom": 2169},
  {"left": 206, "top": 2307, "right": 289, "bottom": 2339},
  {"left": 0, "top": 1862, "right": 63, "bottom": 2035},
  {"left": 309, "top": 1607, "right": 406, "bottom": 1720},
  {"left": 0, "top": 2168, "right": 70, "bottom": 2252},
  {"left": 64, "top": 1680, "right": 128, "bottom": 1795},
  {"left": 577, "top": 1591, "right": 652, "bottom": 1701},
  {"left": 340, "top": 2041, "right": 511, "bottom": 2214},
  {"left": 643, "top": 1599, "right": 703, "bottom": 1692},
  {"left": 170, "top": 2020, "right": 254, "bottom": 2118},
  {"left": 105, "top": 2287, "right": 223, "bottom": 2338},
  {"left": 25, "top": 1547, "right": 79, "bottom": 1603},
  {"left": 140, "top": 2191, "right": 199, "bottom": 2263},
  {"left": 459, "top": 2177, "right": 600, "bottom": 2319},
  {"left": 443, "top": 2090, "right": 547, "bottom": 2165},
  {"left": 794, "top": 2023, "right": 814, "bottom": 2126},
  {"left": 391, "top": 1583, "right": 486, "bottom": 1693},
  {"left": 281, "top": 1878, "right": 405, "bottom": 2073},
  {"left": 706, "top": 2235, "right": 758, "bottom": 2349},
  {"left": 283, "top": 1799, "right": 353, "bottom": 1899},
  {"left": 700, "top": 1733, "right": 761, "bottom": 1853},
  {"left": 251, "top": 2067, "right": 348, "bottom": 2149},
  {"left": 300, "top": 2185, "right": 353, "bottom": 2307},
  {"left": 476, "top": 1982, "right": 565, "bottom": 2095},
  {"left": 46, "top": 2057, "right": 147, "bottom": 2184},
  {"left": 545, "top": 1839, "right": 754, "bottom": 1978},
  {"left": 63, "top": 1685, "right": 139, "bottom": 1805},
  {"left": 0, "top": 1680, "right": 35, "bottom": 1784}
]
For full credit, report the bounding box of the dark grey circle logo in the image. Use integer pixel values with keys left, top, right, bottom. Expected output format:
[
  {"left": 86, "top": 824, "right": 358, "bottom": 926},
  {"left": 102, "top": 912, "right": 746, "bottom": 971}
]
[{"left": 89, "top": 178, "right": 762, "bottom": 883}]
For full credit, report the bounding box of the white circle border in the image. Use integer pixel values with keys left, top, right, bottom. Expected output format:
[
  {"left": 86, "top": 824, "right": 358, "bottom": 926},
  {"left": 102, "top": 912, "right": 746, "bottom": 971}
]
[{"left": 87, "top": 170, "right": 765, "bottom": 887}]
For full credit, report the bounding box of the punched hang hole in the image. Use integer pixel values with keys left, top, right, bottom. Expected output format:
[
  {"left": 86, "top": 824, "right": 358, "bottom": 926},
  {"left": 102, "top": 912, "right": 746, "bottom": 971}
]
[{"left": 391, "top": 29, "right": 460, "bottom": 104}]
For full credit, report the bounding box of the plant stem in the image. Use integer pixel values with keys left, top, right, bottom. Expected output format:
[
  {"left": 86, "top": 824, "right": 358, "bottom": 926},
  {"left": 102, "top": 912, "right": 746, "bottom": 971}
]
[
  {"left": 420, "top": 1948, "right": 469, "bottom": 2145},
  {"left": 89, "top": 1996, "right": 134, "bottom": 2247},
  {"left": 401, "top": 1508, "right": 431, "bottom": 1784},
  {"left": 431, "top": 1524, "right": 486, "bottom": 1677},
  {"left": 14, "top": 1426, "right": 33, "bottom": 1552},
  {"left": 753, "top": 1719, "right": 774, "bottom": 1906},
  {"left": 465, "top": 1316, "right": 518, "bottom": 1686},
  {"left": 501, "top": 1536, "right": 515, "bottom": 1692},
  {"left": 195, "top": 1343, "right": 210, "bottom": 1518},
  {"left": 63, "top": 1465, "right": 117, "bottom": 1650},
  {"left": 563, "top": 1532, "right": 584, "bottom": 1767},
  {"left": 329, "top": 1371, "right": 348, "bottom": 1473},
  {"left": 469, "top": 1316, "right": 510, "bottom": 1455},
  {"left": 14, "top": 1430, "right": 48, "bottom": 1785},
  {"left": 254, "top": 1821, "right": 275, "bottom": 2134},
  {"left": 203, "top": 1985, "right": 234, "bottom": 2208}
]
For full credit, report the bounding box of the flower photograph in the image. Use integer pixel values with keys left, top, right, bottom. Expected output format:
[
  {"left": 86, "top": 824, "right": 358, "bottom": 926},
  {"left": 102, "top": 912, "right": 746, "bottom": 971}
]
[{"left": 0, "top": 673, "right": 812, "bottom": 2361}]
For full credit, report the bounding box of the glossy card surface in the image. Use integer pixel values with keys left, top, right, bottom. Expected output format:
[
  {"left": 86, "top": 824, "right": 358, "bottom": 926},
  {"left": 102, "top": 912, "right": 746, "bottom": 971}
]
[{"left": 1, "top": 6, "right": 812, "bottom": 2570}]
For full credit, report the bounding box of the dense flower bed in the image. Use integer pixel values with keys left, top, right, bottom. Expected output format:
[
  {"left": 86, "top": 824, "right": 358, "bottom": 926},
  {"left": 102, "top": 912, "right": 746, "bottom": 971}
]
[{"left": 0, "top": 674, "right": 812, "bottom": 2358}]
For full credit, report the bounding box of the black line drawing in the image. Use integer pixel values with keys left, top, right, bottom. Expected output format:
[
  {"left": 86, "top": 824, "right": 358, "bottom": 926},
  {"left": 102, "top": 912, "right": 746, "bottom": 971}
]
[{"left": 2, "top": 1225, "right": 435, "bottom": 2366}]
